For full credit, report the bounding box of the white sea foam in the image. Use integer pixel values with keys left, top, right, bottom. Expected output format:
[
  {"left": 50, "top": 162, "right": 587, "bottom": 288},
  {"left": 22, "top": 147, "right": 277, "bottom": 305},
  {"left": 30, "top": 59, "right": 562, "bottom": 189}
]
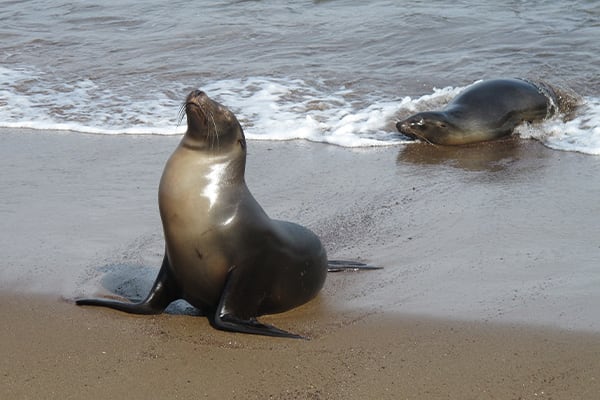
[
  {"left": 203, "top": 77, "right": 408, "bottom": 147},
  {"left": 1, "top": 66, "right": 599, "bottom": 153},
  {"left": 0, "top": 66, "right": 184, "bottom": 135},
  {"left": 0, "top": 67, "right": 405, "bottom": 146},
  {"left": 517, "top": 97, "right": 600, "bottom": 155}
]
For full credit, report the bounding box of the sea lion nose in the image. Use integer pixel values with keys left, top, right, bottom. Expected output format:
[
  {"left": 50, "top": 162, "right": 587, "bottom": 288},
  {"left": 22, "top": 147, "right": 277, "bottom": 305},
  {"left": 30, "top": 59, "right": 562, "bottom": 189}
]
[{"left": 192, "top": 89, "right": 206, "bottom": 98}]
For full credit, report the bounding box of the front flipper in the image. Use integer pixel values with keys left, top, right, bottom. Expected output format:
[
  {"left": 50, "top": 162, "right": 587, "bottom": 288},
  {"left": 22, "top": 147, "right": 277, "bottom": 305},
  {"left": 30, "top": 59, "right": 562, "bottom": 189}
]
[
  {"left": 76, "top": 255, "right": 179, "bottom": 315},
  {"left": 214, "top": 314, "right": 304, "bottom": 339},
  {"left": 212, "top": 266, "right": 305, "bottom": 339}
]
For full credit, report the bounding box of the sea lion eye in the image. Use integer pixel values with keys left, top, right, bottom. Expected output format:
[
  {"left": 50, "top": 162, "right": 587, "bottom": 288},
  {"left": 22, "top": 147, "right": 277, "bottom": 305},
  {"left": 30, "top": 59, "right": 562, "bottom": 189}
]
[{"left": 410, "top": 118, "right": 425, "bottom": 127}]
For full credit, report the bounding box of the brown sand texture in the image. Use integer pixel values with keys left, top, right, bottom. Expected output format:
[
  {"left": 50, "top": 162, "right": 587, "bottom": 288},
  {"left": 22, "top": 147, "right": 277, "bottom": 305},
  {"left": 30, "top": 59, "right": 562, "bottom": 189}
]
[{"left": 1, "top": 129, "right": 599, "bottom": 399}]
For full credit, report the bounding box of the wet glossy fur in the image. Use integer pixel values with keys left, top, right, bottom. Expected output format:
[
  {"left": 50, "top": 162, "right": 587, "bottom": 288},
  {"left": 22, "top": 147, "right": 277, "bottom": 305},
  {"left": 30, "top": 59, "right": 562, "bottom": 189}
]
[
  {"left": 397, "top": 79, "right": 555, "bottom": 145},
  {"left": 77, "top": 91, "right": 328, "bottom": 338}
]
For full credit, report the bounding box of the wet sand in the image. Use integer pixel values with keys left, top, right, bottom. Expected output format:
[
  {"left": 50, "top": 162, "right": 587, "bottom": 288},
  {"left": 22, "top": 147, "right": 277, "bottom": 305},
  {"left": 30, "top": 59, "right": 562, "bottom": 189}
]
[{"left": 1, "top": 129, "right": 600, "bottom": 399}]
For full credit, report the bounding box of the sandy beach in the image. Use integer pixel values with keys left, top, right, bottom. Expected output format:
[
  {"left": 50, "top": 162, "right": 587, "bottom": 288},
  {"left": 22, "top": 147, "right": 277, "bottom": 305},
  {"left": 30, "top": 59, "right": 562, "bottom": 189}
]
[{"left": 1, "top": 129, "right": 600, "bottom": 399}]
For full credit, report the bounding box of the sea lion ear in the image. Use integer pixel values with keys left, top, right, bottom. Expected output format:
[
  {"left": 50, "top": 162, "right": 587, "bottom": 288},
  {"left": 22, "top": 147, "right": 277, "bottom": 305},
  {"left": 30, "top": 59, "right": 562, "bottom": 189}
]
[{"left": 237, "top": 123, "right": 246, "bottom": 149}]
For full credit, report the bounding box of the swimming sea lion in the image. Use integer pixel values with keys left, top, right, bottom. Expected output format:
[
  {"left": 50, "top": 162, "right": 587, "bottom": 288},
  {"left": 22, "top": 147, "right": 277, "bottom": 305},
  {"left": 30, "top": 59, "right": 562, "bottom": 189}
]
[
  {"left": 396, "top": 78, "right": 558, "bottom": 145},
  {"left": 77, "top": 90, "right": 329, "bottom": 338}
]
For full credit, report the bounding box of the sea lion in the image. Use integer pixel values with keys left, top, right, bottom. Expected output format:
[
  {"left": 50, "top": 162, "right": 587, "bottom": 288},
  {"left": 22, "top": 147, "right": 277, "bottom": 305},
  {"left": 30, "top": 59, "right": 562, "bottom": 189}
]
[
  {"left": 396, "top": 78, "right": 558, "bottom": 145},
  {"left": 76, "top": 90, "right": 329, "bottom": 338}
]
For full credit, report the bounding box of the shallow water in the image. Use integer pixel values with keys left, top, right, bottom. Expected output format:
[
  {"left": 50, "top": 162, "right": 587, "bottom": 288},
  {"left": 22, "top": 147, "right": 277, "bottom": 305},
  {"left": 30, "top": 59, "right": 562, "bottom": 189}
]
[
  {"left": 2, "top": 130, "right": 600, "bottom": 332},
  {"left": 1, "top": 0, "right": 599, "bottom": 152}
]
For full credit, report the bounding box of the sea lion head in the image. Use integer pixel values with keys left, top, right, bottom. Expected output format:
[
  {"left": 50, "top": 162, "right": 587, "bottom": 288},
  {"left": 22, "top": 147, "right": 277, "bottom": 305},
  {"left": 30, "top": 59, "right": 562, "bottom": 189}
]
[
  {"left": 182, "top": 90, "right": 247, "bottom": 153},
  {"left": 396, "top": 111, "right": 460, "bottom": 145}
]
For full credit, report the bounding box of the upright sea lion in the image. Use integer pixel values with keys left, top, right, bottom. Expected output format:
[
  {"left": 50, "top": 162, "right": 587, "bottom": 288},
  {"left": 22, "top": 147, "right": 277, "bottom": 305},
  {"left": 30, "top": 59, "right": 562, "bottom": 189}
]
[
  {"left": 77, "top": 90, "right": 329, "bottom": 338},
  {"left": 396, "top": 78, "right": 558, "bottom": 145}
]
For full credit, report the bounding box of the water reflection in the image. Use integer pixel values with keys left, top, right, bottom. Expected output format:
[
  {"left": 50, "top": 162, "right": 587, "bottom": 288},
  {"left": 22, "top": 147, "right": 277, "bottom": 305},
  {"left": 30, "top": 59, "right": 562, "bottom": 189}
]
[{"left": 397, "top": 137, "right": 524, "bottom": 172}]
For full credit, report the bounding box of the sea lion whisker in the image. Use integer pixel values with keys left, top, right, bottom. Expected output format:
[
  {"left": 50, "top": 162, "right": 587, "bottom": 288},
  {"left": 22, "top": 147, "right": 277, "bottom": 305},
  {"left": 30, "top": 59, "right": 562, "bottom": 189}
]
[
  {"left": 207, "top": 109, "right": 220, "bottom": 150},
  {"left": 403, "top": 129, "right": 437, "bottom": 146},
  {"left": 177, "top": 103, "right": 187, "bottom": 127},
  {"left": 417, "top": 134, "right": 437, "bottom": 146}
]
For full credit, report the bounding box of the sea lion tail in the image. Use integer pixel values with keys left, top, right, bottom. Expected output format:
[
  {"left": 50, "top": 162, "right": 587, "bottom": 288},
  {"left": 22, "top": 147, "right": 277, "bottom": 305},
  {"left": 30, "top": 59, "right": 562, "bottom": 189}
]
[{"left": 327, "top": 260, "right": 382, "bottom": 272}]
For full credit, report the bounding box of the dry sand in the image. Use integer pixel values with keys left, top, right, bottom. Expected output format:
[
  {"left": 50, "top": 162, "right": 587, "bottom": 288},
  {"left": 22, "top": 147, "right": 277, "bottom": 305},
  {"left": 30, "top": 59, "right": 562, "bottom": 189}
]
[{"left": 1, "top": 129, "right": 599, "bottom": 399}]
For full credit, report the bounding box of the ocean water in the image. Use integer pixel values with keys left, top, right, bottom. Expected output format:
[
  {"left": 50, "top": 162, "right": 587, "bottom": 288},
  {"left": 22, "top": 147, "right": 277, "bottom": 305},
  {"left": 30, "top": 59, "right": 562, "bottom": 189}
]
[{"left": 1, "top": 0, "right": 599, "bottom": 152}]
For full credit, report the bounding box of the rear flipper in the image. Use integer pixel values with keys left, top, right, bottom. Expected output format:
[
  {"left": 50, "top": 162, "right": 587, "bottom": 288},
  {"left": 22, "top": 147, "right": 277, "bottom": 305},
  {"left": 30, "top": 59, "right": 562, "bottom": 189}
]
[
  {"left": 327, "top": 260, "right": 382, "bottom": 272},
  {"left": 76, "top": 255, "right": 179, "bottom": 315},
  {"left": 212, "top": 266, "right": 305, "bottom": 339}
]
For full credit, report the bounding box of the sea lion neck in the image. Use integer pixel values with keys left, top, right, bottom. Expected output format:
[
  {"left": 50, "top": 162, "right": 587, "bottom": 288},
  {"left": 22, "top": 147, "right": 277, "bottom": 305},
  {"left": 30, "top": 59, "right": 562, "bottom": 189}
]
[{"left": 176, "top": 135, "right": 246, "bottom": 183}]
